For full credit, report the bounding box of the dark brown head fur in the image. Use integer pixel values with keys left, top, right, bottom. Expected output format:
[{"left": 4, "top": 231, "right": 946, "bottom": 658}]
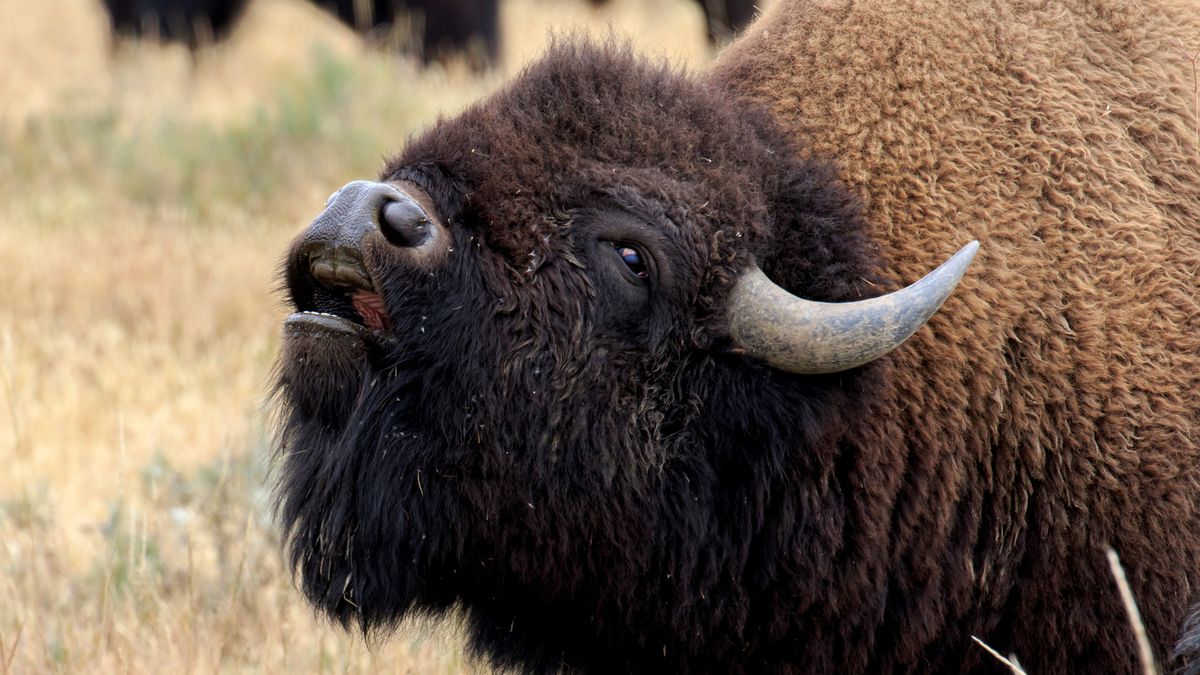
[{"left": 276, "top": 39, "right": 887, "bottom": 673}]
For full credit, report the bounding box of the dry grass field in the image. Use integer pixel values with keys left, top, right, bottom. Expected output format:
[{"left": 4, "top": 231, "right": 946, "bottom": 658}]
[{"left": 0, "top": 0, "right": 713, "bottom": 671}]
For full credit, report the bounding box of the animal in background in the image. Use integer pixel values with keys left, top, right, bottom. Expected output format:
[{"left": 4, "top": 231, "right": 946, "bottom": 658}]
[
  {"left": 96, "top": 0, "right": 498, "bottom": 65},
  {"left": 308, "top": 0, "right": 499, "bottom": 66},
  {"left": 589, "top": 0, "right": 759, "bottom": 43},
  {"left": 100, "top": 0, "right": 250, "bottom": 50}
]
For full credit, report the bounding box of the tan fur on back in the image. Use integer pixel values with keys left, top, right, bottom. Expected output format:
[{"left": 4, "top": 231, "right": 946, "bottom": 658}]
[{"left": 714, "top": 1, "right": 1200, "bottom": 671}]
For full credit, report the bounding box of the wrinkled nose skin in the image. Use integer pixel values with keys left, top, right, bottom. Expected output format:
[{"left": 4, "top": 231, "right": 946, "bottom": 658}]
[{"left": 296, "top": 180, "right": 444, "bottom": 292}]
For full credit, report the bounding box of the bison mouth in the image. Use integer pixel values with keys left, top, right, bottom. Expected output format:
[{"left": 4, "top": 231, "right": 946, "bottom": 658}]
[
  {"left": 278, "top": 243, "right": 402, "bottom": 432},
  {"left": 283, "top": 178, "right": 452, "bottom": 347},
  {"left": 283, "top": 239, "right": 395, "bottom": 344},
  {"left": 285, "top": 289, "right": 392, "bottom": 340}
]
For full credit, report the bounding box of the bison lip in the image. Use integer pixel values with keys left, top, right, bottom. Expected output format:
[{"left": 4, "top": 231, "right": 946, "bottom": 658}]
[
  {"left": 284, "top": 311, "right": 373, "bottom": 338},
  {"left": 283, "top": 310, "right": 397, "bottom": 348}
]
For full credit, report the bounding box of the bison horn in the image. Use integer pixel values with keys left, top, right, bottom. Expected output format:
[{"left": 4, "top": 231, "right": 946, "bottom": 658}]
[{"left": 727, "top": 241, "right": 979, "bottom": 374}]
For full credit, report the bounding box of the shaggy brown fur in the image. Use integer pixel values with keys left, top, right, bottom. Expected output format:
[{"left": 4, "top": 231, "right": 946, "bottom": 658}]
[
  {"left": 715, "top": 1, "right": 1200, "bottom": 671},
  {"left": 1179, "top": 606, "right": 1200, "bottom": 674},
  {"left": 273, "top": 1, "right": 1200, "bottom": 673}
]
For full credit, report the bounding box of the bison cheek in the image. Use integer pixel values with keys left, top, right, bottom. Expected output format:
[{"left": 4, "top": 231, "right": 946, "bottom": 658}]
[{"left": 278, "top": 329, "right": 370, "bottom": 426}]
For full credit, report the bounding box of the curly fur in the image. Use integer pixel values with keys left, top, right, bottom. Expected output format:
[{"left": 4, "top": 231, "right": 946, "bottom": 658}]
[
  {"left": 715, "top": 0, "right": 1200, "bottom": 671},
  {"left": 274, "top": 1, "right": 1200, "bottom": 673}
]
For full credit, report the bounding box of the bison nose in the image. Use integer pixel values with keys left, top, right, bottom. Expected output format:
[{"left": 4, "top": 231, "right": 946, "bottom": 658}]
[
  {"left": 300, "top": 180, "right": 445, "bottom": 287},
  {"left": 380, "top": 198, "right": 432, "bottom": 248},
  {"left": 319, "top": 180, "right": 437, "bottom": 251}
]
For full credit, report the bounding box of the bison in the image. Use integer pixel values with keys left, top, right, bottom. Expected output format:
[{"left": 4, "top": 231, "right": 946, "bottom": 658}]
[
  {"left": 588, "top": 0, "right": 759, "bottom": 44},
  {"left": 308, "top": 0, "right": 499, "bottom": 66},
  {"left": 100, "top": 0, "right": 249, "bottom": 49},
  {"left": 272, "top": 0, "right": 1200, "bottom": 672},
  {"left": 98, "top": 0, "right": 498, "bottom": 64}
]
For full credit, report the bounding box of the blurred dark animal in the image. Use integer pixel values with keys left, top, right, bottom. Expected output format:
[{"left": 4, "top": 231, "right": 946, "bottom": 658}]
[
  {"left": 272, "top": 0, "right": 1200, "bottom": 673},
  {"left": 100, "top": 0, "right": 249, "bottom": 49},
  {"left": 97, "top": 0, "right": 497, "bottom": 65},
  {"left": 590, "top": 0, "right": 759, "bottom": 43},
  {"left": 307, "top": 0, "right": 499, "bottom": 65}
]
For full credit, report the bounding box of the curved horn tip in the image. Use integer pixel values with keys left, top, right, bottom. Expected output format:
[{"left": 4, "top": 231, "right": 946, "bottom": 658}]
[
  {"left": 944, "top": 240, "right": 980, "bottom": 276},
  {"left": 914, "top": 239, "right": 980, "bottom": 308},
  {"left": 727, "top": 240, "right": 981, "bottom": 375}
]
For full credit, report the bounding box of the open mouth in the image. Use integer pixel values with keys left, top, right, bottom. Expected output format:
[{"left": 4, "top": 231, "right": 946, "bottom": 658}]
[
  {"left": 285, "top": 291, "right": 388, "bottom": 337},
  {"left": 285, "top": 246, "right": 393, "bottom": 340}
]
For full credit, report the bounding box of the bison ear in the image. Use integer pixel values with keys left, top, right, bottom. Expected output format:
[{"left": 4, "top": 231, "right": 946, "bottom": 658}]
[{"left": 727, "top": 241, "right": 978, "bottom": 374}]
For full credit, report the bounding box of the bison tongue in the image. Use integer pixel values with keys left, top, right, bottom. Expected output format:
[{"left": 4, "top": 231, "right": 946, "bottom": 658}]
[{"left": 351, "top": 290, "right": 391, "bottom": 331}]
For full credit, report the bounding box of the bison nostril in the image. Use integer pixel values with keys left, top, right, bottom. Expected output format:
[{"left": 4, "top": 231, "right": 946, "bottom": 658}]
[{"left": 379, "top": 198, "right": 432, "bottom": 248}]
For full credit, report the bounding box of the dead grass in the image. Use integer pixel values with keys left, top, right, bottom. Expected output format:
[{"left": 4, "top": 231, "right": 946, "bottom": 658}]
[
  {"left": 0, "top": 0, "right": 710, "bottom": 671},
  {"left": 1107, "top": 547, "right": 1160, "bottom": 675}
]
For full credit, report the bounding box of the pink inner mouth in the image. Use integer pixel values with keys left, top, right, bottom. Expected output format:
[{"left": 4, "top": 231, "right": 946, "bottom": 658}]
[{"left": 351, "top": 290, "right": 391, "bottom": 331}]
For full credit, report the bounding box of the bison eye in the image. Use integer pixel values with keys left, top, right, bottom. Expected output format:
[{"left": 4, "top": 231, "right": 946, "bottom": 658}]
[{"left": 611, "top": 242, "right": 649, "bottom": 278}]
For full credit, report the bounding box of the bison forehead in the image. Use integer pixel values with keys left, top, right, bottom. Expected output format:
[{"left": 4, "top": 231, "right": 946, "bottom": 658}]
[{"left": 386, "top": 40, "right": 780, "bottom": 266}]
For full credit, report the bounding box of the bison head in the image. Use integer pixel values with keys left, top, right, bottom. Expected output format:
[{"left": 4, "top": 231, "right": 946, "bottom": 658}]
[{"left": 274, "top": 42, "right": 973, "bottom": 671}]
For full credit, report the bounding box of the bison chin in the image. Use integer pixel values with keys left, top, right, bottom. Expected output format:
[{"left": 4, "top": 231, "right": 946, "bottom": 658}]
[
  {"left": 277, "top": 313, "right": 376, "bottom": 426},
  {"left": 273, "top": 319, "right": 467, "bottom": 633}
]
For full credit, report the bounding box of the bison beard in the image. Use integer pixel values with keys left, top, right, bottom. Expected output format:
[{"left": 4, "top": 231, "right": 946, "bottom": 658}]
[
  {"left": 276, "top": 251, "right": 477, "bottom": 632},
  {"left": 273, "top": 3, "right": 1200, "bottom": 673},
  {"left": 275, "top": 344, "right": 459, "bottom": 630}
]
